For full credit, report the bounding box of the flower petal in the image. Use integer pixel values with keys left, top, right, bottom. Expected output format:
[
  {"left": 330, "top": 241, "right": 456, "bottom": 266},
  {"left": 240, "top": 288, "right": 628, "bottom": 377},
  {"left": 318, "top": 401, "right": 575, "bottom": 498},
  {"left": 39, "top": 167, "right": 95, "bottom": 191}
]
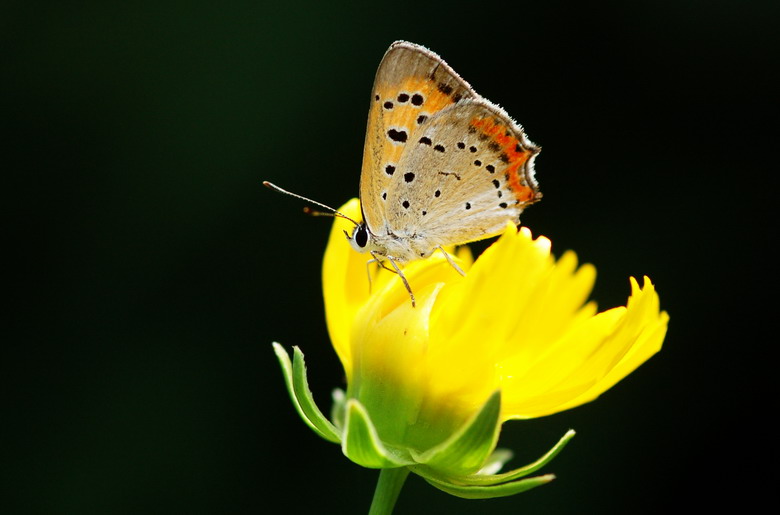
[
  {"left": 502, "top": 276, "right": 668, "bottom": 418},
  {"left": 322, "top": 199, "right": 367, "bottom": 381},
  {"left": 348, "top": 283, "right": 453, "bottom": 450},
  {"left": 547, "top": 276, "right": 669, "bottom": 413},
  {"left": 423, "top": 225, "right": 598, "bottom": 419},
  {"left": 323, "top": 199, "right": 465, "bottom": 382}
]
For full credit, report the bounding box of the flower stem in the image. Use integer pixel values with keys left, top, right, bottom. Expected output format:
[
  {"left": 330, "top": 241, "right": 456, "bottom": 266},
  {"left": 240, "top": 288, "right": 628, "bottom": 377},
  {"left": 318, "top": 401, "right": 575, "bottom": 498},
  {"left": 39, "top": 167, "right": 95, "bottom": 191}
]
[{"left": 368, "top": 467, "right": 410, "bottom": 515}]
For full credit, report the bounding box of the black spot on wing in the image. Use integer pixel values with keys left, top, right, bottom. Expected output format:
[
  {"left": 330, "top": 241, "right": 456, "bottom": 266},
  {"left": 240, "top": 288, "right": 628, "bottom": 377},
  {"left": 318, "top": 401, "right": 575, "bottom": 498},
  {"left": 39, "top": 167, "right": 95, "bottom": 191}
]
[
  {"left": 437, "top": 82, "right": 453, "bottom": 95},
  {"left": 388, "top": 129, "right": 408, "bottom": 143}
]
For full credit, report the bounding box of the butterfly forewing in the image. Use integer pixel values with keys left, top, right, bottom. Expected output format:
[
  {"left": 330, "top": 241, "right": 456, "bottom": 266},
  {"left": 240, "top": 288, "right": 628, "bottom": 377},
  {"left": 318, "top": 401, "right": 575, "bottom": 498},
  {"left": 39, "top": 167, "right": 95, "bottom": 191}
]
[{"left": 360, "top": 41, "right": 477, "bottom": 235}]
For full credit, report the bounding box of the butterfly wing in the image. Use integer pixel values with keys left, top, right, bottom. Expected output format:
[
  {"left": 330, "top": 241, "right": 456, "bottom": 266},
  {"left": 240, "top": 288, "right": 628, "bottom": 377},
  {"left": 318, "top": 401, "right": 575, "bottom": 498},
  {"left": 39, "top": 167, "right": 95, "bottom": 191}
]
[
  {"left": 361, "top": 41, "right": 541, "bottom": 253},
  {"left": 360, "top": 41, "right": 477, "bottom": 235},
  {"left": 385, "top": 99, "right": 541, "bottom": 249}
]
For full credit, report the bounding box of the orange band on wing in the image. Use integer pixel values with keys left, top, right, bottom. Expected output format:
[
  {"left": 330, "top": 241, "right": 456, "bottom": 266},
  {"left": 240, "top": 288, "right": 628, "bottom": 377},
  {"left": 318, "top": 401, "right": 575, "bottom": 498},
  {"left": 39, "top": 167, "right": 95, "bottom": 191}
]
[
  {"left": 397, "top": 76, "right": 458, "bottom": 114},
  {"left": 470, "top": 117, "right": 536, "bottom": 203}
]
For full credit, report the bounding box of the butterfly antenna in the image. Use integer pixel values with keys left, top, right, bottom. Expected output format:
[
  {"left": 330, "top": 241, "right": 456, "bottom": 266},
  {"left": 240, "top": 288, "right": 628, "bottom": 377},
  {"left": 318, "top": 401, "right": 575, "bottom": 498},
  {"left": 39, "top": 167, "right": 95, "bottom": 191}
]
[
  {"left": 302, "top": 207, "right": 336, "bottom": 217},
  {"left": 263, "top": 181, "right": 360, "bottom": 226}
]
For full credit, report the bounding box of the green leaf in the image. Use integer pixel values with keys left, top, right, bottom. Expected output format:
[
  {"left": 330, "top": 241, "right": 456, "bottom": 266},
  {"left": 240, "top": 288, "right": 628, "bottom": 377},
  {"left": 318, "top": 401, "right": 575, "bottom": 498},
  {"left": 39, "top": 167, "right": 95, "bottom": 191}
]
[
  {"left": 342, "top": 399, "right": 414, "bottom": 469},
  {"left": 272, "top": 343, "right": 340, "bottom": 443},
  {"left": 410, "top": 391, "right": 501, "bottom": 476},
  {"left": 422, "top": 473, "right": 555, "bottom": 499}
]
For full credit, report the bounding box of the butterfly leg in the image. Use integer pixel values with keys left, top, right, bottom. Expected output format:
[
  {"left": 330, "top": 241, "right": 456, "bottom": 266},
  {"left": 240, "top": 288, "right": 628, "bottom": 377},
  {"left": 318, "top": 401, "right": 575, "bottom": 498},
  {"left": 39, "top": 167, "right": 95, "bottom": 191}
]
[
  {"left": 370, "top": 252, "right": 398, "bottom": 274},
  {"left": 366, "top": 252, "right": 416, "bottom": 307},
  {"left": 366, "top": 254, "right": 389, "bottom": 293},
  {"left": 365, "top": 257, "right": 377, "bottom": 294},
  {"left": 366, "top": 252, "right": 401, "bottom": 295},
  {"left": 386, "top": 256, "right": 416, "bottom": 308},
  {"left": 437, "top": 246, "right": 466, "bottom": 277}
]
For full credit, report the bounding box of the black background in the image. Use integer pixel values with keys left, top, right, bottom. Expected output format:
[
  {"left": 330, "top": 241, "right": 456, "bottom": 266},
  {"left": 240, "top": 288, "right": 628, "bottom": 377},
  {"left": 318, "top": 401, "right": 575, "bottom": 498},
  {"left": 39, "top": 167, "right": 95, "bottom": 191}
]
[{"left": 5, "top": 1, "right": 775, "bottom": 513}]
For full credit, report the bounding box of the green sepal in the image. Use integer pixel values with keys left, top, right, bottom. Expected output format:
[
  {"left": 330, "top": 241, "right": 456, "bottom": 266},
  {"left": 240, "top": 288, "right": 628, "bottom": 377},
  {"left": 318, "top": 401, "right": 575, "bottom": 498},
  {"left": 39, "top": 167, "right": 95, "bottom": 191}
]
[
  {"left": 330, "top": 388, "right": 346, "bottom": 432},
  {"left": 272, "top": 343, "right": 340, "bottom": 443},
  {"left": 476, "top": 448, "right": 514, "bottom": 476},
  {"left": 420, "top": 472, "right": 555, "bottom": 499},
  {"left": 413, "top": 429, "right": 575, "bottom": 487},
  {"left": 410, "top": 391, "right": 501, "bottom": 476},
  {"left": 466, "top": 429, "right": 575, "bottom": 485},
  {"left": 342, "top": 398, "right": 415, "bottom": 469}
]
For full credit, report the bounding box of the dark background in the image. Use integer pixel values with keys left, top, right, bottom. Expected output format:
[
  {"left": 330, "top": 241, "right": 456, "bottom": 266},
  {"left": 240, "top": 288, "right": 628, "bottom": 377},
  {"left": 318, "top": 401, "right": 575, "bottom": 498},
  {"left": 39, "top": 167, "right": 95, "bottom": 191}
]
[{"left": 5, "top": 1, "right": 774, "bottom": 513}]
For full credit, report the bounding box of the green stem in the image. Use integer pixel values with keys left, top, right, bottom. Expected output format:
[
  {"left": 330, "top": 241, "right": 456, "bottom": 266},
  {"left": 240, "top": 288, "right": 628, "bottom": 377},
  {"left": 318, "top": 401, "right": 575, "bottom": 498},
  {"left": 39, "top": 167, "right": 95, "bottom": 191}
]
[{"left": 368, "top": 467, "right": 410, "bottom": 515}]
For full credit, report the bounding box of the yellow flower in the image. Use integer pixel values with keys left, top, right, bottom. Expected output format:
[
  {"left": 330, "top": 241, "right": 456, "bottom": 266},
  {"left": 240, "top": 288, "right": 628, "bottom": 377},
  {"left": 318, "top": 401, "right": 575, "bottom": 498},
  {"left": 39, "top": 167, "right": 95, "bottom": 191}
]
[
  {"left": 273, "top": 197, "right": 669, "bottom": 506},
  {"left": 323, "top": 199, "right": 669, "bottom": 456}
]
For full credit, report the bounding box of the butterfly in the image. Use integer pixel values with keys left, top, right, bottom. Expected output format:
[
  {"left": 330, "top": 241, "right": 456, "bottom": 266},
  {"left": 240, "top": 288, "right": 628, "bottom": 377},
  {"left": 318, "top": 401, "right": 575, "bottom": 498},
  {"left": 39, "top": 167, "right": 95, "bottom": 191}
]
[{"left": 266, "top": 41, "right": 541, "bottom": 305}]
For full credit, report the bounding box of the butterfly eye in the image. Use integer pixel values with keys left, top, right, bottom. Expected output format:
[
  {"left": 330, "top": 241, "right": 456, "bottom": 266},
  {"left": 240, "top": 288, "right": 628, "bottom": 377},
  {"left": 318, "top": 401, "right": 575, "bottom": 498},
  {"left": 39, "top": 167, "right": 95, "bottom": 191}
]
[{"left": 353, "top": 224, "right": 369, "bottom": 248}]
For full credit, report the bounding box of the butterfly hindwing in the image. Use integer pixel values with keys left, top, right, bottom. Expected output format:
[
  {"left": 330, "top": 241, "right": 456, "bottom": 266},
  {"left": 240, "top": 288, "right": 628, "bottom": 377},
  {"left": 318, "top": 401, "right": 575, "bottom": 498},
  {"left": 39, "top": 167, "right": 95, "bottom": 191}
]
[{"left": 384, "top": 99, "right": 540, "bottom": 247}]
